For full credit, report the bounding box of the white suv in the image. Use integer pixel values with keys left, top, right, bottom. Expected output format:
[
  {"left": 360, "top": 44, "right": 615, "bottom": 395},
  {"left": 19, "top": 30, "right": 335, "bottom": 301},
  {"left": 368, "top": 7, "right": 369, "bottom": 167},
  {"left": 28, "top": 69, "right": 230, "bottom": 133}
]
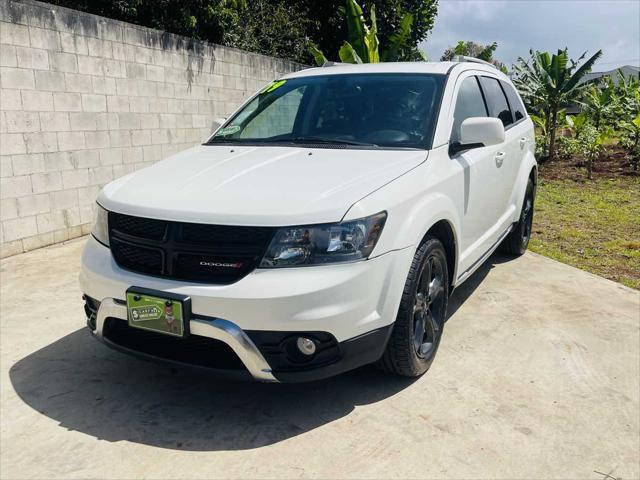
[{"left": 80, "top": 60, "right": 536, "bottom": 382}]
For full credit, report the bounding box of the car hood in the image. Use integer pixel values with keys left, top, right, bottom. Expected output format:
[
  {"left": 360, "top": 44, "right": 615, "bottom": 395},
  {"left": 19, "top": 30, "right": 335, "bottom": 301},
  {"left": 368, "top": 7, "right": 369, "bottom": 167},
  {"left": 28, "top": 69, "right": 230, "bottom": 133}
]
[{"left": 99, "top": 145, "right": 427, "bottom": 226}]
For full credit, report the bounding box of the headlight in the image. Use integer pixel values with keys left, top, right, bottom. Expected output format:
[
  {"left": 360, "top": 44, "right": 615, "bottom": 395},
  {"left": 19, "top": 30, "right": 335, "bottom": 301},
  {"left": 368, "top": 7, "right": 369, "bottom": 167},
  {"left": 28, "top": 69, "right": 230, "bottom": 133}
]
[
  {"left": 259, "top": 212, "right": 386, "bottom": 268},
  {"left": 91, "top": 203, "right": 110, "bottom": 247}
]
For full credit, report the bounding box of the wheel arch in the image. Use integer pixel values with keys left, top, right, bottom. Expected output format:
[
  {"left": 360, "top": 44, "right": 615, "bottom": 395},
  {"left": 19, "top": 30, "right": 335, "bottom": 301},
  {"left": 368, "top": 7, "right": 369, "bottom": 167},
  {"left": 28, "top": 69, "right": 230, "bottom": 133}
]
[{"left": 421, "top": 220, "right": 457, "bottom": 294}]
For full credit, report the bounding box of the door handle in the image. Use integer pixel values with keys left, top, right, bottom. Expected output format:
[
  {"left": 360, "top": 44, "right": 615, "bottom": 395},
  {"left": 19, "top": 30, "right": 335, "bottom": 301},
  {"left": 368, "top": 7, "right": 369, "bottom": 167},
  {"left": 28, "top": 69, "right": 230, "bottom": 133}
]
[
  {"left": 519, "top": 137, "right": 529, "bottom": 148},
  {"left": 495, "top": 151, "right": 505, "bottom": 167}
]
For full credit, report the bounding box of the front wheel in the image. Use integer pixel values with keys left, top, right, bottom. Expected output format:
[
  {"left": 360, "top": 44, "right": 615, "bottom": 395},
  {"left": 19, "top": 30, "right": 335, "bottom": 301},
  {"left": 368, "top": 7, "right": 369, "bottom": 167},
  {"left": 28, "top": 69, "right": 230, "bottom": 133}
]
[
  {"left": 378, "top": 236, "right": 449, "bottom": 377},
  {"left": 500, "top": 177, "right": 535, "bottom": 256}
]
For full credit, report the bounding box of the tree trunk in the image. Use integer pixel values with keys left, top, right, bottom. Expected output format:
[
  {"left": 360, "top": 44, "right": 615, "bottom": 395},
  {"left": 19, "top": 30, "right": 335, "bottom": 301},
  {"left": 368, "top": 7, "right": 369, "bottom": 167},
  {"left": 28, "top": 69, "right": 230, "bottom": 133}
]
[{"left": 548, "top": 106, "right": 558, "bottom": 162}]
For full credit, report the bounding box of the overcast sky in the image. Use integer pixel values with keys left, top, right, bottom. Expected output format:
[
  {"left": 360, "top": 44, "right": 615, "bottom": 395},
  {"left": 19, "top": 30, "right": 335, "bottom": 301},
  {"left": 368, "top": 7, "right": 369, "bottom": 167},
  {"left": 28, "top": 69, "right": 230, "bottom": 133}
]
[{"left": 421, "top": 0, "right": 640, "bottom": 72}]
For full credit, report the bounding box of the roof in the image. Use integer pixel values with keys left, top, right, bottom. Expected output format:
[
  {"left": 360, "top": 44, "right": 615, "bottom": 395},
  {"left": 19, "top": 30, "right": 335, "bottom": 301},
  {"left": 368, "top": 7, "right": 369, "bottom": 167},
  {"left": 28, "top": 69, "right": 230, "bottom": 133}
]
[
  {"left": 581, "top": 65, "right": 640, "bottom": 85},
  {"left": 282, "top": 61, "right": 507, "bottom": 79}
]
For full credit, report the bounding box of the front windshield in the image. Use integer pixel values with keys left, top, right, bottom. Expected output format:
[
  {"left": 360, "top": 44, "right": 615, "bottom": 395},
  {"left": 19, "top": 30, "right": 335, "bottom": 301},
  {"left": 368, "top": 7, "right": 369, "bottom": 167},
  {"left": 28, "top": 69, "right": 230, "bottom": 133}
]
[{"left": 207, "top": 73, "right": 446, "bottom": 149}]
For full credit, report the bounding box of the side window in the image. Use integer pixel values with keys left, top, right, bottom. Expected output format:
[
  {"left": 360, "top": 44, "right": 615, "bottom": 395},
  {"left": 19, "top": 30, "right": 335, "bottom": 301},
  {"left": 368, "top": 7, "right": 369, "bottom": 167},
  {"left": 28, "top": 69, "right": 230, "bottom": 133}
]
[
  {"left": 479, "top": 77, "right": 513, "bottom": 128},
  {"left": 451, "top": 76, "right": 488, "bottom": 143},
  {"left": 500, "top": 80, "right": 526, "bottom": 122},
  {"left": 239, "top": 86, "right": 306, "bottom": 138}
]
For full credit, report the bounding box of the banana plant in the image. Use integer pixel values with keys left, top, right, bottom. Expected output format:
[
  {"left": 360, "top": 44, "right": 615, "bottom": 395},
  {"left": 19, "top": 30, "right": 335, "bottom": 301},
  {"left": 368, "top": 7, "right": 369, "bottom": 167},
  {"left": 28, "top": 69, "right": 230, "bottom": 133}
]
[
  {"left": 513, "top": 48, "right": 602, "bottom": 161},
  {"left": 310, "top": 0, "right": 416, "bottom": 65}
]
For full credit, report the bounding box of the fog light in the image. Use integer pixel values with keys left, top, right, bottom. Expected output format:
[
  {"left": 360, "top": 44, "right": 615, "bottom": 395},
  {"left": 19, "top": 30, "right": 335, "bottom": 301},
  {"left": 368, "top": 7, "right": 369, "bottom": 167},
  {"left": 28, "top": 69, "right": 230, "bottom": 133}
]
[{"left": 296, "top": 337, "right": 316, "bottom": 356}]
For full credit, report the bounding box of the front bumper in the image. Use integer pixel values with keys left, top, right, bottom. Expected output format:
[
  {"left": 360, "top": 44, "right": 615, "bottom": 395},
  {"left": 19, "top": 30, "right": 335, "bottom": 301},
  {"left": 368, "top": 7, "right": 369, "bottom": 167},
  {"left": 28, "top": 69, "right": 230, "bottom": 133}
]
[{"left": 80, "top": 236, "right": 413, "bottom": 382}]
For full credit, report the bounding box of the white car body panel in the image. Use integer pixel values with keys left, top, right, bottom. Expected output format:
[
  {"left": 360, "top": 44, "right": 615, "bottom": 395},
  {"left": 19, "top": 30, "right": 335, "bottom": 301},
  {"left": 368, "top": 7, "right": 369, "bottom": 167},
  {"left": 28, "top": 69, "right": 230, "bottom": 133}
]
[
  {"left": 80, "top": 61, "right": 536, "bottom": 380},
  {"left": 99, "top": 145, "right": 427, "bottom": 226}
]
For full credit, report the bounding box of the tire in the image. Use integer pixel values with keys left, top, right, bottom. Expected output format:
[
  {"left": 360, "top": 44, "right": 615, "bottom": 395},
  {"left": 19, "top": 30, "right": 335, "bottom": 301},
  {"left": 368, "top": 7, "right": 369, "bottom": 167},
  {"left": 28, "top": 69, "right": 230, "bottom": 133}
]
[
  {"left": 500, "top": 177, "right": 535, "bottom": 256},
  {"left": 378, "top": 236, "right": 449, "bottom": 377}
]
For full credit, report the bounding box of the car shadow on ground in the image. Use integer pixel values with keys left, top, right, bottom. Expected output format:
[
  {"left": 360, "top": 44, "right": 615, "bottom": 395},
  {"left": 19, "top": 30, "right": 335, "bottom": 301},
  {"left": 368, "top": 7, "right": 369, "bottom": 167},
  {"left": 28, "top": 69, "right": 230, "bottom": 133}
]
[{"left": 9, "top": 253, "right": 511, "bottom": 452}]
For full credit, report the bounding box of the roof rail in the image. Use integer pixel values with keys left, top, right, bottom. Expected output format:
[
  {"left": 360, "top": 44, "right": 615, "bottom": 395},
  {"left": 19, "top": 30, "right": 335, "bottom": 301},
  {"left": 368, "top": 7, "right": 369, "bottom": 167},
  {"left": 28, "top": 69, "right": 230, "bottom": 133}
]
[
  {"left": 321, "top": 61, "right": 344, "bottom": 67},
  {"left": 454, "top": 55, "right": 499, "bottom": 70}
]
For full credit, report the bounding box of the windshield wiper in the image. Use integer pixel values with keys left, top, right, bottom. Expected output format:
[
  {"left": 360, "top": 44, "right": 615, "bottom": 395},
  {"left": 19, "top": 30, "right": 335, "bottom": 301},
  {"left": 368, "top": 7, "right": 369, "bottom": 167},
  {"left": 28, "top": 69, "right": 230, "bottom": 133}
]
[{"left": 288, "top": 136, "right": 378, "bottom": 147}]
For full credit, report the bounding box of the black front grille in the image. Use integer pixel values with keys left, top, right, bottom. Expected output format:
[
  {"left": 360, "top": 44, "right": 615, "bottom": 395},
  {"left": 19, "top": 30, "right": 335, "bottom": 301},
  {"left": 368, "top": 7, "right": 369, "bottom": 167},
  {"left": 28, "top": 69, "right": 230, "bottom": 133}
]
[{"left": 109, "top": 212, "right": 275, "bottom": 284}]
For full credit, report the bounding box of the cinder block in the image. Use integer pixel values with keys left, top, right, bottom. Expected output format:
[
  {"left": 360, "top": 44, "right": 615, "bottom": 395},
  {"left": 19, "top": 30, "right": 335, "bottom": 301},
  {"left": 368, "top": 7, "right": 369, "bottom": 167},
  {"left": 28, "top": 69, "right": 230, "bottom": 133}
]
[
  {"left": 125, "top": 62, "right": 146, "bottom": 80},
  {"left": 11, "top": 153, "right": 45, "bottom": 175},
  {"left": 69, "top": 112, "right": 96, "bottom": 131},
  {"left": 44, "top": 151, "right": 74, "bottom": 171},
  {"left": 78, "top": 55, "right": 103, "bottom": 75},
  {"left": 0, "top": 155, "right": 12, "bottom": 177},
  {"left": 4, "top": 111, "right": 40, "bottom": 133},
  {"left": 36, "top": 210, "right": 66, "bottom": 233},
  {"left": 103, "top": 59, "right": 126, "bottom": 78},
  {"left": 71, "top": 149, "right": 100, "bottom": 168},
  {"left": 109, "top": 130, "right": 131, "bottom": 147},
  {"left": 129, "top": 97, "right": 149, "bottom": 113},
  {"left": 53, "top": 92, "right": 82, "bottom": 111},
  {"left": 48, "top": 51, "right": 78, "bottom": 72},
  {"left": 146, "top": 64, "right": 164, "bottom": 82},
  {"left": 113, "top": 163, "right": 135, "bottom": 178},
  {"left": 92, "top": 76, "right": 116, "bottom": 95},
  {"left": 65, "top": 73, "right": 93, "bottom": 93},
  {"left": 122, "top": 146, "right": 143, "bottom": 164},
  {"left": 140, "top": 113, "right": 159, "bottom": 129},
  {"left": 21, "top": 90, "right": 54, "bottom": 111},
  {"left": 0, "top": 133, "right": 26, "bottom": 155},
  {"left": 0, "top": 89, "right": 22, "bottom": 110},
  {"left": 24, "top": 132, "right": 57, "bottom": 153},
  {"left": 50, "top": 189, "right": 78, "bottom": 210},
  {"left": 35, "top": 70, "right": 66, "bottom": 91},
  {"left": 60, "top": 32, "right": 88, "bottom": 55},
  {"left": 1, "top": 67, "right": 35, "bottom": 89},
  {"left": 15, "top": 46, "right": 49, "bottom": 70},
  {"left": 22, "top": 231, "right": 55, "bottom": 251},
  {"left": 0, "top": 239, "right": 24, "bottom": 257},
  {"left": 17, "top": 193, "right": 50, "bottom": 216},
  {"left": 115, "top": 77, "right": 138, "bottom": 96},
  {"left": 0, "top": 174, "right": 31, "bottom": 198},
  {"left": 78, "top": 184, "right": 100, "bottom": 205},
  {"left": 29, "top": 27, "right": 61, "bottom": 50},
  {"left": 61, "top": 168, "right": 89, "bottom": 189},
  {"left": 117, "top": 112, "right": 139, "bottom": 129},
  {"left": 0, "top": 44, "right": 17, "bottom": 67},
  {"left": 89, "top": 165, "right": 114, "bottom": 184},
  {"left": 39, "top": 112, "right": 70, "bottom": 132},
  {"left": 106, "top": 95, "right": 129, "bottom": 112},
  {"left": 85, "top": 131, "right": 109, "bottom": 149},
  {"left": 2, "top": 215, "right": 38, "bottom": 241},
  {"left": 0, "top": 22, "right": 30, "bottom": 46},
  {"left": 0, "top": 197, "right": 18, "bottom": 220},
  {"left": 81, "top": 93, "right": 106, "bottom": 112},
  {"left": 98, "top": 148, "right": 122, "bottom": 166},
  {"left": 57, "top": 131, "right": 85, "bottom": 151},
  {"left": 87, "top": 37, "right": 112, "bottom": 58},
  {"left": 131, "top": 129, "right": 151, "bottom": 146},
  {"left": 31, "top": 171, "right": 62, "bottom": 193}
]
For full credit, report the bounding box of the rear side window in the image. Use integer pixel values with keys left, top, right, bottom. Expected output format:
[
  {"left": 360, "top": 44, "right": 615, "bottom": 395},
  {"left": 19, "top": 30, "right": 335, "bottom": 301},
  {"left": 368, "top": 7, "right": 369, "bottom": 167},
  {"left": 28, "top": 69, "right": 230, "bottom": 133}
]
[
  {"left": 451, "top": 76, "right": 488, "bottom": 143},
  {"left": 479, "top": 77, "right": 513, "bottom": 127},
  {"left": 500, "top": 80, "right": 526, "bottom": 122}
]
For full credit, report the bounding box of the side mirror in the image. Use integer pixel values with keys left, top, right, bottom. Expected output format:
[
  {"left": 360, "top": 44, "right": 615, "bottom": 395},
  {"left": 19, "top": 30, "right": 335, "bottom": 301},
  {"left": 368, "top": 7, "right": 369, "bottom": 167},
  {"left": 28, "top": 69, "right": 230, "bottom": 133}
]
[{"left": 450, "top": 117, "right": 505, "bottom": 155}]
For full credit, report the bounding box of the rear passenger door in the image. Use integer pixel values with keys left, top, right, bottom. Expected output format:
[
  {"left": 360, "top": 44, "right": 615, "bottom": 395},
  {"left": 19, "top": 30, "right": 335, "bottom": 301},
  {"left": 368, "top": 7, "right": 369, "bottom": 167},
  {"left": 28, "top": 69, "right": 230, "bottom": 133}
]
[{"left": 477, "top": 76, "right": 521, "bottom": 226}]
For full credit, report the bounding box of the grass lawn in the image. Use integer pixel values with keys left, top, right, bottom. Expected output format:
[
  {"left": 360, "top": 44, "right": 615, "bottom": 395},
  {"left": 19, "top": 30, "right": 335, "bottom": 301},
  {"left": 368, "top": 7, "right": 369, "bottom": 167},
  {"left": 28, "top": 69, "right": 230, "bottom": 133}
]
[{"left": 529, "top": 159, "right": 639, "bottom": 290}]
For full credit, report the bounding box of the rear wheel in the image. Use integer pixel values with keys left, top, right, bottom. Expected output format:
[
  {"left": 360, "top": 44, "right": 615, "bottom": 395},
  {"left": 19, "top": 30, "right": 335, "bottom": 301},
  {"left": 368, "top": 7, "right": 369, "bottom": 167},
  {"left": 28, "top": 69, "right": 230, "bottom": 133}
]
[
  {"left": 378, "top": 236, "right": 449, "bottom": 377},
  {"left": 500, "top": 177, "right": 535, "bottom": 256}
]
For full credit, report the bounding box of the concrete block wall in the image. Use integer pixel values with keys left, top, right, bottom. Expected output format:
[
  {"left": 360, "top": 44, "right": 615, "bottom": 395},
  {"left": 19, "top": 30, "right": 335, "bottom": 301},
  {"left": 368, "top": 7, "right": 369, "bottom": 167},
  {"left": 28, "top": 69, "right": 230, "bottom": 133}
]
[{"left": 0, "top": 0, "right": 305, "bottom": 257}]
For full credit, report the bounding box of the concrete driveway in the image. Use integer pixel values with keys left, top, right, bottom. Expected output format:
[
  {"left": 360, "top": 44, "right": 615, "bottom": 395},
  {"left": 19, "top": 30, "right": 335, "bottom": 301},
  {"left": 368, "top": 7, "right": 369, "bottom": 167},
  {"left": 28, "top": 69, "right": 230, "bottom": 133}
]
[{"left": 1, "top": 238, "right": 638, "bottom": 479}]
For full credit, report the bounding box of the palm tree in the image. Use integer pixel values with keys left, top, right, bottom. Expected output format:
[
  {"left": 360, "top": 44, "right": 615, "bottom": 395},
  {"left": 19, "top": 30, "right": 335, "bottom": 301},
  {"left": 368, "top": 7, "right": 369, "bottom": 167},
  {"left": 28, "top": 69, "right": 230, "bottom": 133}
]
[{"left": 514, "top": 48, "right": 603, "bottom": 161}]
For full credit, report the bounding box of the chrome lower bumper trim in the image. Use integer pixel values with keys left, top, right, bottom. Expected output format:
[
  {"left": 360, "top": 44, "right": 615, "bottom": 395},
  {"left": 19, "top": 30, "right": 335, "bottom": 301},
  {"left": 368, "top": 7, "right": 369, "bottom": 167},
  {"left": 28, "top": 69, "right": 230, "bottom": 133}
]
[{"left": 93, "top": 298, "right": 278, "bottom": 382}]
